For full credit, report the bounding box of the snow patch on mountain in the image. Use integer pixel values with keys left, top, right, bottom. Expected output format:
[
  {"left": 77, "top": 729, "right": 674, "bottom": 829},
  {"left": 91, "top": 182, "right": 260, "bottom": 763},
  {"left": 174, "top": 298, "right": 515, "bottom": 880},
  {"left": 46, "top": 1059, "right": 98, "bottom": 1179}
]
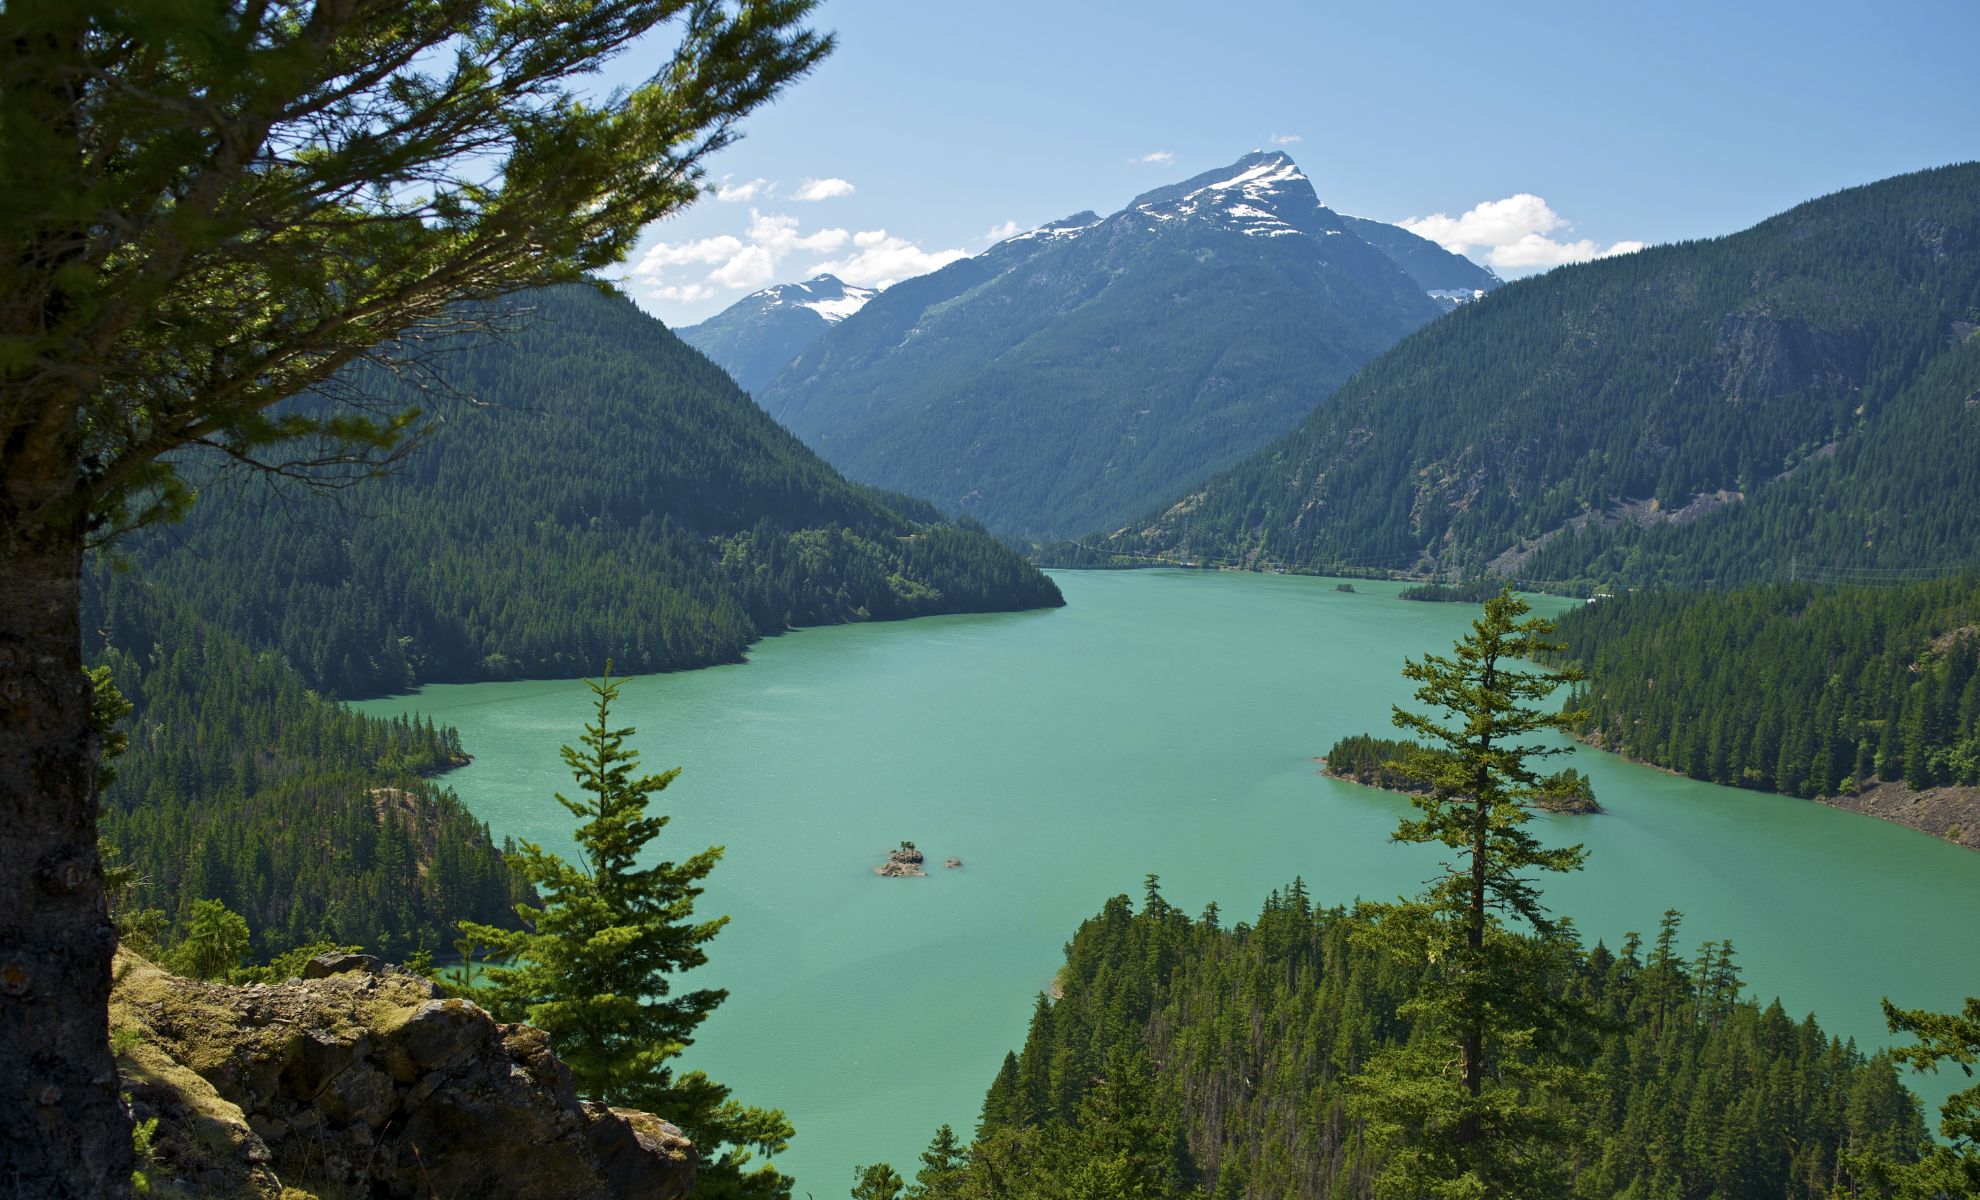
[
  {"left": 755, "top": 274, "right": 877, "bottom": 323},
  {"left": 1200, "top": 157, "right": 1308, "bottom": 195},
  {"left": 1128, "top": 151, "right": 1326, "bottom": 239},
  {"left": 1001, "top": 211, "right": 1105, "bottom": 245}
]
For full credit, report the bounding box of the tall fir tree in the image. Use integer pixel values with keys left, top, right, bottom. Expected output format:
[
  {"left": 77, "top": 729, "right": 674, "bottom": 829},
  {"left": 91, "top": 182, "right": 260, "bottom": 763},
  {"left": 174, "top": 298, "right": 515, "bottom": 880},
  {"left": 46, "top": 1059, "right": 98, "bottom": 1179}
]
[
  {"left": 458, "top": 666, "right": 793, "bottom": 1199},
  {"left": 1349, "top": 585, "right": 1599, "bottom": 1199},
  {"left": 908, "top": 1124, "right": 970, "bottom": 1199}
]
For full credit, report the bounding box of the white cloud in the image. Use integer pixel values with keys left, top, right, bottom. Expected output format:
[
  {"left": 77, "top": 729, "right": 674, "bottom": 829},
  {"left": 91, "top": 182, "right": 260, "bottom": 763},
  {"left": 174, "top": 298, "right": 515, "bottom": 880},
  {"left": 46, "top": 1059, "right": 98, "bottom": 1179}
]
[
  {"left": 628, "top": 209, "right": 965, "bottom": 307},
  {"left": 809, "top": 229, "right": 971, "bottom": 289},
  {"left": 629, "top": 210, "right": 847, "bottom": 297},
  {"left": 714, "top": 176, "right": 772, "bottom": 203},
  {"left": 1399, "top": 194, "right": 1643, "bottom": 271},
  {"left": 654, "top": 282, "right": 716, "bottom": 302},
  {"left": 1132, "top": 151, "right": 1176, "bottom": 166},
  {"left": 1269, "top": 133, "right": 1301, "bottom": 146},
  {"left": 984, "top": 219, "right": 1024, "bottom": 242},
  {"left": 632, "top": 233, "right": 746, "bottom": 269},
  {"left": 792, "top": 177, "right": 855, "bottom": 201}
]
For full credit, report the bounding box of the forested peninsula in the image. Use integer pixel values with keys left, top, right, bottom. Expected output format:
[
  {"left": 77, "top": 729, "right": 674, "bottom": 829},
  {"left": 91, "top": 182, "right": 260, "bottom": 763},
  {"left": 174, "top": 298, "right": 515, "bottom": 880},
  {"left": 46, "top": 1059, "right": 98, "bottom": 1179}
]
[
  {"left": 113, "top": 285, "right": 1062, "bottom": 701},
  {"left": 1555, "top": 578, "right": 1980, "bottom": 848},
  {"left": 864, "top": 883, "right": 1925, "bottom": 1199}
]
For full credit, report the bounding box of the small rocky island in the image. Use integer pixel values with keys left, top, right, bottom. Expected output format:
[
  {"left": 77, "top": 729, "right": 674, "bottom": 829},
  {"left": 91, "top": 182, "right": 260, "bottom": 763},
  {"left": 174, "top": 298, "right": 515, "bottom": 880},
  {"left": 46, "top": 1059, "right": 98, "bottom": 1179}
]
[
  {"left": 944, "top": 856, "right": 963, "bottom": 869},
  {"left": 1536, "top": 767, "right": 1601, "bottom": 814},
  {"left": 875, "top": 841, "right": 928, "bottom": 877}
]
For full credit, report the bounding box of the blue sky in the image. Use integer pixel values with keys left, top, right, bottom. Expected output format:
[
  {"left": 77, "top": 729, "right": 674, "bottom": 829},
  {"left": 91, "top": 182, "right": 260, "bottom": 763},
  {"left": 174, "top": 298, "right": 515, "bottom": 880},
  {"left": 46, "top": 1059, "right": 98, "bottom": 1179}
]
[{"left": 613, "top": 0, "right": 1980, "bottom": 327}]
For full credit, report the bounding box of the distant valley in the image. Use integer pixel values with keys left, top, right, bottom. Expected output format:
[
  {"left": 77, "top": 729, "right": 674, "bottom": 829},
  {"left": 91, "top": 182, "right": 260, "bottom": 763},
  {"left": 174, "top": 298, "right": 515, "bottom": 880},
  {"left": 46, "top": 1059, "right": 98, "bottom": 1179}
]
[{"left": 685, "top": 151, "right": 1498, "bottom": 540}]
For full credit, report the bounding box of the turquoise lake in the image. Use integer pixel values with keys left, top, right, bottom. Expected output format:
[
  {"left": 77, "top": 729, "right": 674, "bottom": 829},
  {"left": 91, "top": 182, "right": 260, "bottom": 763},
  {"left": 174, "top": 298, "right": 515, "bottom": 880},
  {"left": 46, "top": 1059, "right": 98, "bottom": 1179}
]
[{"left": 356, "top": 569, "right": 1980, "bottom": 1191}]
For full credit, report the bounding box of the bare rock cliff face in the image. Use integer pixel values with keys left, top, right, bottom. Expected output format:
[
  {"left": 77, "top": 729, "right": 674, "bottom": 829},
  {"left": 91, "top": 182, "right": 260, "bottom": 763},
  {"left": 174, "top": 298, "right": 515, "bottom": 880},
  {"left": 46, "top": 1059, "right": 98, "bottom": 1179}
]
[{"left": 110, "top": 952, "right": 693, "bottom": 1199}]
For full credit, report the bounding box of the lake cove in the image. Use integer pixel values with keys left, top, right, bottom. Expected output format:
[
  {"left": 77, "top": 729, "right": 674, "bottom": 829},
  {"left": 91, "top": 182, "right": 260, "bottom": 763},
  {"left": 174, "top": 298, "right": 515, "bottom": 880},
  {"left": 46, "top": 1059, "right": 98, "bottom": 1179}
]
[{"left": 356, "top": 569, "right": 1980, "bottom": 1191}]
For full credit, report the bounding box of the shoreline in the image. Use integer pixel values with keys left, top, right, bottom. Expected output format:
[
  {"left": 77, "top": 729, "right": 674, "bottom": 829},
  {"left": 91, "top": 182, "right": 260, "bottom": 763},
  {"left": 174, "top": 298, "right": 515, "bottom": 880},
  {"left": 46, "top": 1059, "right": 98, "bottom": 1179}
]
[{"left": 1576, "top": 733, "right": 1980, "bottom": 853}]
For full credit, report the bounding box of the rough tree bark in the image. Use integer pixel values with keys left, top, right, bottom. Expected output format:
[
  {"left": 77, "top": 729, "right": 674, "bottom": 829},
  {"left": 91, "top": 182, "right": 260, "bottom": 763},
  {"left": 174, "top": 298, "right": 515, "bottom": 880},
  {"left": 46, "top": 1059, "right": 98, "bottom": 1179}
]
[{"left": 0, "top": 426, "right": 129, "bottom": 1196}]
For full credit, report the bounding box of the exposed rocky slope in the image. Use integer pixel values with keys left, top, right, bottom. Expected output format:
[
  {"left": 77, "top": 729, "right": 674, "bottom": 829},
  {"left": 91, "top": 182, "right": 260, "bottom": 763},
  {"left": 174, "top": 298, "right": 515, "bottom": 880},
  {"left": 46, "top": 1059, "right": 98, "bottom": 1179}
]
[
  {"left": 112, "top": 952, "right": 693, "bottom": 1199},
  {"left": 1818, "top": 780, "right": 1980, "bottom": 850}
]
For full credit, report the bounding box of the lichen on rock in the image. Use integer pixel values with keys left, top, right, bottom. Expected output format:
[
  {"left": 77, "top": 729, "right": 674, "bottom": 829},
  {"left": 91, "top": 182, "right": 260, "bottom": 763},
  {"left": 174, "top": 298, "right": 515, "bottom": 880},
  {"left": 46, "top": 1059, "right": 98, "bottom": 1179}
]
[{"left": 111, "top": 951, "right": 694, "bottom": 1199}]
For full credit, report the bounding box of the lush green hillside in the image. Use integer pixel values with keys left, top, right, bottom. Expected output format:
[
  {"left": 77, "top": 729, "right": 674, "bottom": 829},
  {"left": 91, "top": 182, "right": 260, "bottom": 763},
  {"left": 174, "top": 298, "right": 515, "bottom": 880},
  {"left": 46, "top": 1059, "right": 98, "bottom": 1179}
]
[
  {"left": 1082, "top": 164, "right": 1980, "bottom": 586},
  {"left": 874, "top": 883, "right": 1924, "bottom": 1198},
  {"left": 1555, "top": 578, "right": 1980, "bottom": 800},
  {"left": 86, "top": 564, "right": 525, "bottom": 959},
  {"left": 122, "top": 285, "right": 1060, "bottom": 699},
  {"left": 757, "top": 153, "right": 1447, "bottom": 540}
]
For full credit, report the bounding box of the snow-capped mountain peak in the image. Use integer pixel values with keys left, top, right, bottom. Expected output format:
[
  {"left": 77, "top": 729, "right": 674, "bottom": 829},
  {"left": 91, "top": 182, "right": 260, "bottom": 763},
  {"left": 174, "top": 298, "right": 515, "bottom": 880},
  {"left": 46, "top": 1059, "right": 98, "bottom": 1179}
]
[
  {"left": 1125, "top": 150, "right": 1338, "bottom": 240},
  {"left": 1196, "top": 152, "right": 1308, "bottom": 196},
  {"left": 753, "top": 274, "right": 877, "bottom": 324}
]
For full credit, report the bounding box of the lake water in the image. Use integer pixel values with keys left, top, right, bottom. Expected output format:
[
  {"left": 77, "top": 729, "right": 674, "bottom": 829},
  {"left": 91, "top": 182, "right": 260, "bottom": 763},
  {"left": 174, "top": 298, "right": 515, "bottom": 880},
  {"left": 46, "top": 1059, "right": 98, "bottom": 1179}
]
[{"left": 356, "top": 570, "right": 1980, "bottom": 1191}]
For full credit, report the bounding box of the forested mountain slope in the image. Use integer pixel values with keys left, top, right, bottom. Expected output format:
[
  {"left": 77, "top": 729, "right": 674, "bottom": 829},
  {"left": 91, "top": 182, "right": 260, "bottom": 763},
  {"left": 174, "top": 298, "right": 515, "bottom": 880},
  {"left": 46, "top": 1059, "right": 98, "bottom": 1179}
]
[
  {"left": 1555, "top": 578, "right": 1980, "bottom": 844},
  {"left": 886, "top": 884, "right": 1925, "bottom": 1199},
  {"left": 755, "top": 152, "right": 1454, "bottom": 539},
  {"left": 119, "top": 285, "right": 1061, "bottom": 699},
  {"left": 676, "top": 273, "right": 876, "bottom": 393},
  {"left": 1083, "top": 164, "right": 1980, "bottom": 585},
  {"left": 85, "top": 564, "right": 524, "bottom": 957}
]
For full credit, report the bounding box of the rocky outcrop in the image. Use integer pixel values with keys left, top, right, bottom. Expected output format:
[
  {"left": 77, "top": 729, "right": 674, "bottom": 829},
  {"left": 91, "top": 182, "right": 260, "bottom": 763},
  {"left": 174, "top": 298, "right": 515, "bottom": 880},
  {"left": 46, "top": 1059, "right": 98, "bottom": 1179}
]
[
  {"left": 1817, "top": 779, "right": 1980, "bottom": 851},
  {"left": 875, "top": 843, "right": 927, "bottom": 878},
  {"left": 111, "top": 952, "right": 693, "bottom": 1199},
  {"left": 1714, "top": 310, "right": 1866, "bottom": 403}
]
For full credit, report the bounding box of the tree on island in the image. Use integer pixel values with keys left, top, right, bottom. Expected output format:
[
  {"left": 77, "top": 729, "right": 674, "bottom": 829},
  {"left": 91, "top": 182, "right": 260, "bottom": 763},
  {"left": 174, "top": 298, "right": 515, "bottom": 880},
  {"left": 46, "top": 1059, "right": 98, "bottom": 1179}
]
[
  {"left": 1349, "top": 585, "right": 1599, "bottom": 1198},
  {"left": 0, "top": 2, "right": 827, "bottom": 1192},
  {"left": 458, "top": 666, "right": 792, "bottom": 1199}
]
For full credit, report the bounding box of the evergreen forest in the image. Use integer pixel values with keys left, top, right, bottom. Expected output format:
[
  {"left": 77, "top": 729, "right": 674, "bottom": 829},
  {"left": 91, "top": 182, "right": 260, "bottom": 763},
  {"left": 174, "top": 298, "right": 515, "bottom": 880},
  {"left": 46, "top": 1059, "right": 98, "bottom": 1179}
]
[
  {"left": 84, "top": 563, "right": 526, "bottom": 960},
  {"left": 1554, "top": 578, "right": 1980, "bottom": 798},
  {"left": 878, "top": 883, "right": 1927, "bottom": 1199},
  {"left": 1077, "top": 164, "right": 1980, "bottom": 588},
  {"left": 115, "top": 285, "right": 1061, "bottom": 700}
]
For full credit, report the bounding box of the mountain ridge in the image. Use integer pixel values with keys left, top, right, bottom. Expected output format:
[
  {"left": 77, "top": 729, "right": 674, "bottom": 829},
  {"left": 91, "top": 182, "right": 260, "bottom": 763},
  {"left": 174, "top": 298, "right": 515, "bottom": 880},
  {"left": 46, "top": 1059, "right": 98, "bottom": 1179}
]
[
  {"left": 1068, "top": 162, "right": 1980, "bottom": 587},
  {"left": 752, "top": 151, "right": 1486, "bottom": 539}
]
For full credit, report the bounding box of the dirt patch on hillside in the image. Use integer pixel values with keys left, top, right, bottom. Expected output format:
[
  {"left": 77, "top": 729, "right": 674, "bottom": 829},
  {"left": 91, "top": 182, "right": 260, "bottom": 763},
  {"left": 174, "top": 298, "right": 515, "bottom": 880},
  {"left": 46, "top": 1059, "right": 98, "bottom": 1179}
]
[{"left": 1816, "top": 779, "right": 1980, "bottom": 851}]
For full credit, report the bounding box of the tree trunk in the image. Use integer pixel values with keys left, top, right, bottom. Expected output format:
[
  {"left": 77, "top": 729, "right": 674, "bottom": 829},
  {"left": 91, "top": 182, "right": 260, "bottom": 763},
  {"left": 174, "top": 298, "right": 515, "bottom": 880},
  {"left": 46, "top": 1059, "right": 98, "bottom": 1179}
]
[{"left": 0, "top": 477, "right": 131, "bottom": 1195}]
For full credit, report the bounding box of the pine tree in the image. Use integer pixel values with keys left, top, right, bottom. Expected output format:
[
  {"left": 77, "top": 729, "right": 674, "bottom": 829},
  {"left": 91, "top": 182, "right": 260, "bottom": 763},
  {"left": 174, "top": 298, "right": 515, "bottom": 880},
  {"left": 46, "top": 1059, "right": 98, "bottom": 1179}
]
[
  {"left": 908, "top": 1124, "right": 970, "bottom": 1199},
  {"left": 1348, "top": 585, "right": 1598, "bottom": 1199},
  {"left": 458, "top": 665, "right": 793, "bottom": 1199},
  {"left": 166, "top": 898, "right": 249, "bottom": 981},
  {"left": 850, "top": 1162, "right": 907, "bottom": 1200}
]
